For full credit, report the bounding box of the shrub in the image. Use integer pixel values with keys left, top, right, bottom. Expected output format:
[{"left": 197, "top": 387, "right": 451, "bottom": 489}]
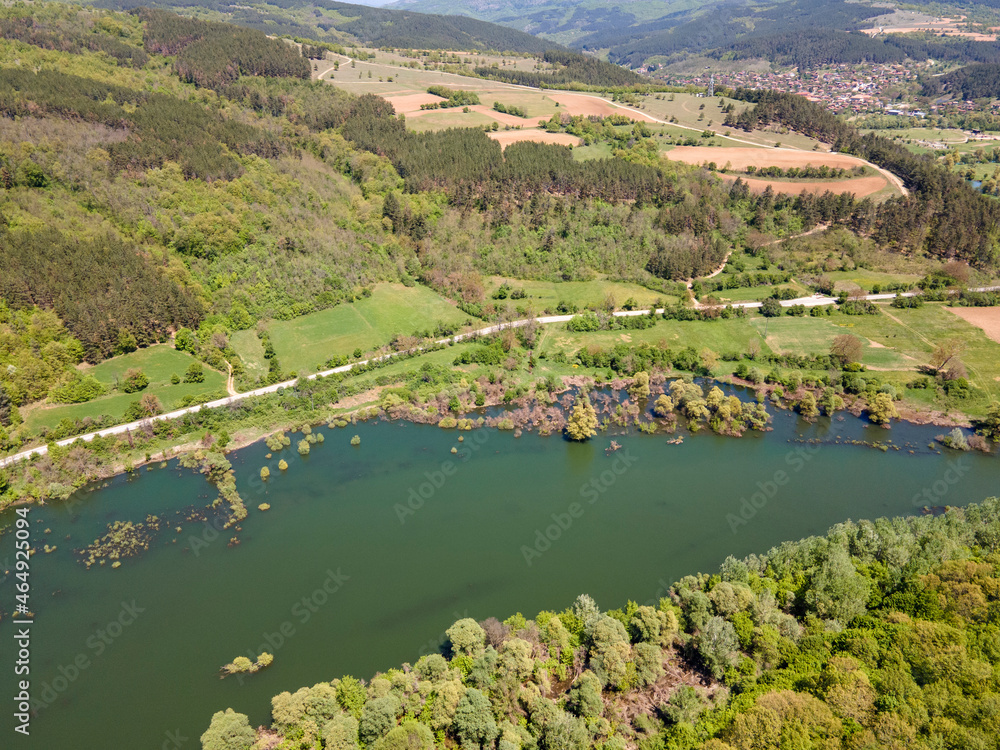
[
  {"left": 121, "top": 368, "right": 149, "bottom": 393},
  {"left": 939, "top": 428, "right": 970, "bottom": 451},
  {"left": 184, "top": 362, "right": 205, "bottom": 383}
]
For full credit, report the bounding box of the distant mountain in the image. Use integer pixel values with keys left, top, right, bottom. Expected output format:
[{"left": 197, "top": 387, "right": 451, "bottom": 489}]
[
  {"left": 95, "top": 0, "right": 558, "bottom": 53},
  {"left": 387, "top": 0, "right": 1000, "bottom": 67},
  {"left": 387, "top": 0, "right": 691, "bottom": 45}
]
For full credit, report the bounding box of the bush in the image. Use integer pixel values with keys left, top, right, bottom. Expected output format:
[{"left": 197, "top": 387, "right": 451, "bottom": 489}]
[
  {"left": 760, "top": 298, "right": 782, "bottom": 317},
  {"left": 939, "top": 428, "right": 970, "bottom": 451},
  {"left": 185, "top": 362, "right": 205, "bottom": 383},
  {"left": 121, "top": 368, "right": 149, "bottom": 393},
  {"left": 50, "top": 372, "right": 106, "bottom": 403}
]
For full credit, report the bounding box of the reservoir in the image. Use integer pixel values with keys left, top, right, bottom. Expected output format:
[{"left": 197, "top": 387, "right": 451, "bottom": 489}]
[{"left": 0, "top": 405, "right": 997, "bottom": 747}]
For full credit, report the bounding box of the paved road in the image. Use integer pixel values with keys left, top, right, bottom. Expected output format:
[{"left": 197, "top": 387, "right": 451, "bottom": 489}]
[{"left": 5, "top": 287, "right": 979, "bottom": 469}]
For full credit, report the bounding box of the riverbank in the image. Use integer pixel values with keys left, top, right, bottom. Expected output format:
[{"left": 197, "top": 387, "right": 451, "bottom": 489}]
[
  {"left": 2, "top": 356, "right": 992, "bottom": 515},
  {"left": 4, "top": 291, "right": 1000, "bottom": 510}
]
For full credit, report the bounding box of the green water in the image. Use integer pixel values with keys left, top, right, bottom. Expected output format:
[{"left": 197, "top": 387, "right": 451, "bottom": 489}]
[{"left": 1, "top": 407, "right": 998, "bottom": 748}]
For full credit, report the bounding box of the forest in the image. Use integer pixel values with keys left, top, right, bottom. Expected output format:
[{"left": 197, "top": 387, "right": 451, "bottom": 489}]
[
  {"left": 585, "top": 0, "right": 885, "bottom": 68},
  {"left": 100, "top": 0, "right": 554, "bottom": 54},
  {"left": 203, "top": 496, "right": 1000, "bottom": 750},
  {"left": 717, "top": 30, "right": 1000, "bottom": 69},
  {"left": 474, "top": 50, "right": 648, "bottom": 90},
  {"left": 923, "top": 62, "right": 1000, "bottom": 100}
]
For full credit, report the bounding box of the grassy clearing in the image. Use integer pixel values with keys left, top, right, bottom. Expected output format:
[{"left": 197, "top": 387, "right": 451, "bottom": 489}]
[
  {"left": 231, "top": 330, "right": 267, "bottom": 380},
  {"left": 539, "top": 317, "right": 767, "bottom": 361},
  {"left": 407, "top": 110, "right": 496, "bottom": 131},
  {"left": 25, "top": 345, "right": 226, "bottom": 431},
  {"left": 572, "top": 142, "right": 614, "bottom": 161},
  {"left": 266, "top": 284, "right": 472, "bottom": 375},
  {"left": 709, "top": 282, "right": 809, "bottom": 303},
  {"left": 960, "top": 164, "right": 1000, "bottom": 181},
  {"left": 484, "top": 277, "right": 681, "bottom": 311},
  {"left": 867, "top": 127, "right": 969, "bottom": 142},
  {"left": 824, "top": 269, "right": 923, "bottom": 292},
  {"left": 637, "top": 93, "right": 827, "bottom": 150},
  {"left": 85, "top": 345, "right": 211, "bottom": 387}
]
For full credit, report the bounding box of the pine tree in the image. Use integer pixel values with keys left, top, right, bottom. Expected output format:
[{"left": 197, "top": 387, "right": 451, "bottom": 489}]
[{"left": 566, "top": 392, "right": 598, "bottom": 441}]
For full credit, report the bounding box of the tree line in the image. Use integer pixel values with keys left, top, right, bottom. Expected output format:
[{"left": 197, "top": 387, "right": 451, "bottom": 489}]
[
  {"left": 0, "top": 225, "right": 203, "bottom": 362},
  {"left": 474, "top": 49, "right": 648, "bottom": 90},
  {"left": 138, "top": 8, "right": 310, "bottom": 89},
  {"left": 341, "top": 94, "right": 671, "bottom": 202}
]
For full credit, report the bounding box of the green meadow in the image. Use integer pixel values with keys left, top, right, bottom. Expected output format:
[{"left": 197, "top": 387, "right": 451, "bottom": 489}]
[
  {"left": 24, "top": 346, "right": 226, "bottom": 431},
  {"left": 254, "top": 284, "right": 472, "bottom": 375}
]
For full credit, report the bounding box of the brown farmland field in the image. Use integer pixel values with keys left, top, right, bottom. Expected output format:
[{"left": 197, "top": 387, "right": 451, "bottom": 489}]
[
  {"left": 664, "top": 147, "right": 868, "bottom": 170},
  {"left": 548, "top": 93, "right": 657, "bottom": 122},
  {"left": 488, "top": 130, "right": 582, "bottom": 149},
  {"left": 718, "top": 173, "right": 889, "bottom": 197},
  {"left": 947, "top": 306, "right": 1000, "bottom": 344},
  {"left": 385, "top": 92, "right": 446, "bottom": 113}
]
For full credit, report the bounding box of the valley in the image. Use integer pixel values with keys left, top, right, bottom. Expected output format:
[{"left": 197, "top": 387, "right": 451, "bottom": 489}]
[{"left": 2, "top": 1, "right": 1000, "bottom": 749}]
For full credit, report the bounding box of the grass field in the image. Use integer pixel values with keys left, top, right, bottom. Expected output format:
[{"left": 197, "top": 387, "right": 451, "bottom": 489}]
[
  {"left": 868, "top": 127, "right": 970, "bottom": 143},
  {"left": 407, "top": 109, "right": 496, "bottom": 131},
  {"left": 485, "top": 277, "right": 681, "bottom": 311},
  {"left": 258, "top": 284, "right": 472, "bottom": 375},
  {"left": 824, "top": 269, "right": 923, "bottom": 292},
  {"left": 540, "top": 316, "right": 767, "bottom": 361},
  {"left": 231, "top": 330, "right": 267, "bottom": 379},
  {"left": 636, "top": 93, "right": 828, "bottom": 151},
  {"left": 708, "top": 282, "right": 809, "bottom": 303},
  {"left": 24, "top": 346, "right": 226, "bottom": 431}
]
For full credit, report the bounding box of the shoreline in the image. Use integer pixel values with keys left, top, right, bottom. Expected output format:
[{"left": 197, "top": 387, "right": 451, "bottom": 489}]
[{"left": 3, "top": 371, "right": 987, "bottom": 513}]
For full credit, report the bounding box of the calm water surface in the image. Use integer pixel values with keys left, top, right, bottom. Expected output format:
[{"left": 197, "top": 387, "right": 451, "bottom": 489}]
[{"left": 0, "top": 406, "right": 997, "bottom": 747}]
